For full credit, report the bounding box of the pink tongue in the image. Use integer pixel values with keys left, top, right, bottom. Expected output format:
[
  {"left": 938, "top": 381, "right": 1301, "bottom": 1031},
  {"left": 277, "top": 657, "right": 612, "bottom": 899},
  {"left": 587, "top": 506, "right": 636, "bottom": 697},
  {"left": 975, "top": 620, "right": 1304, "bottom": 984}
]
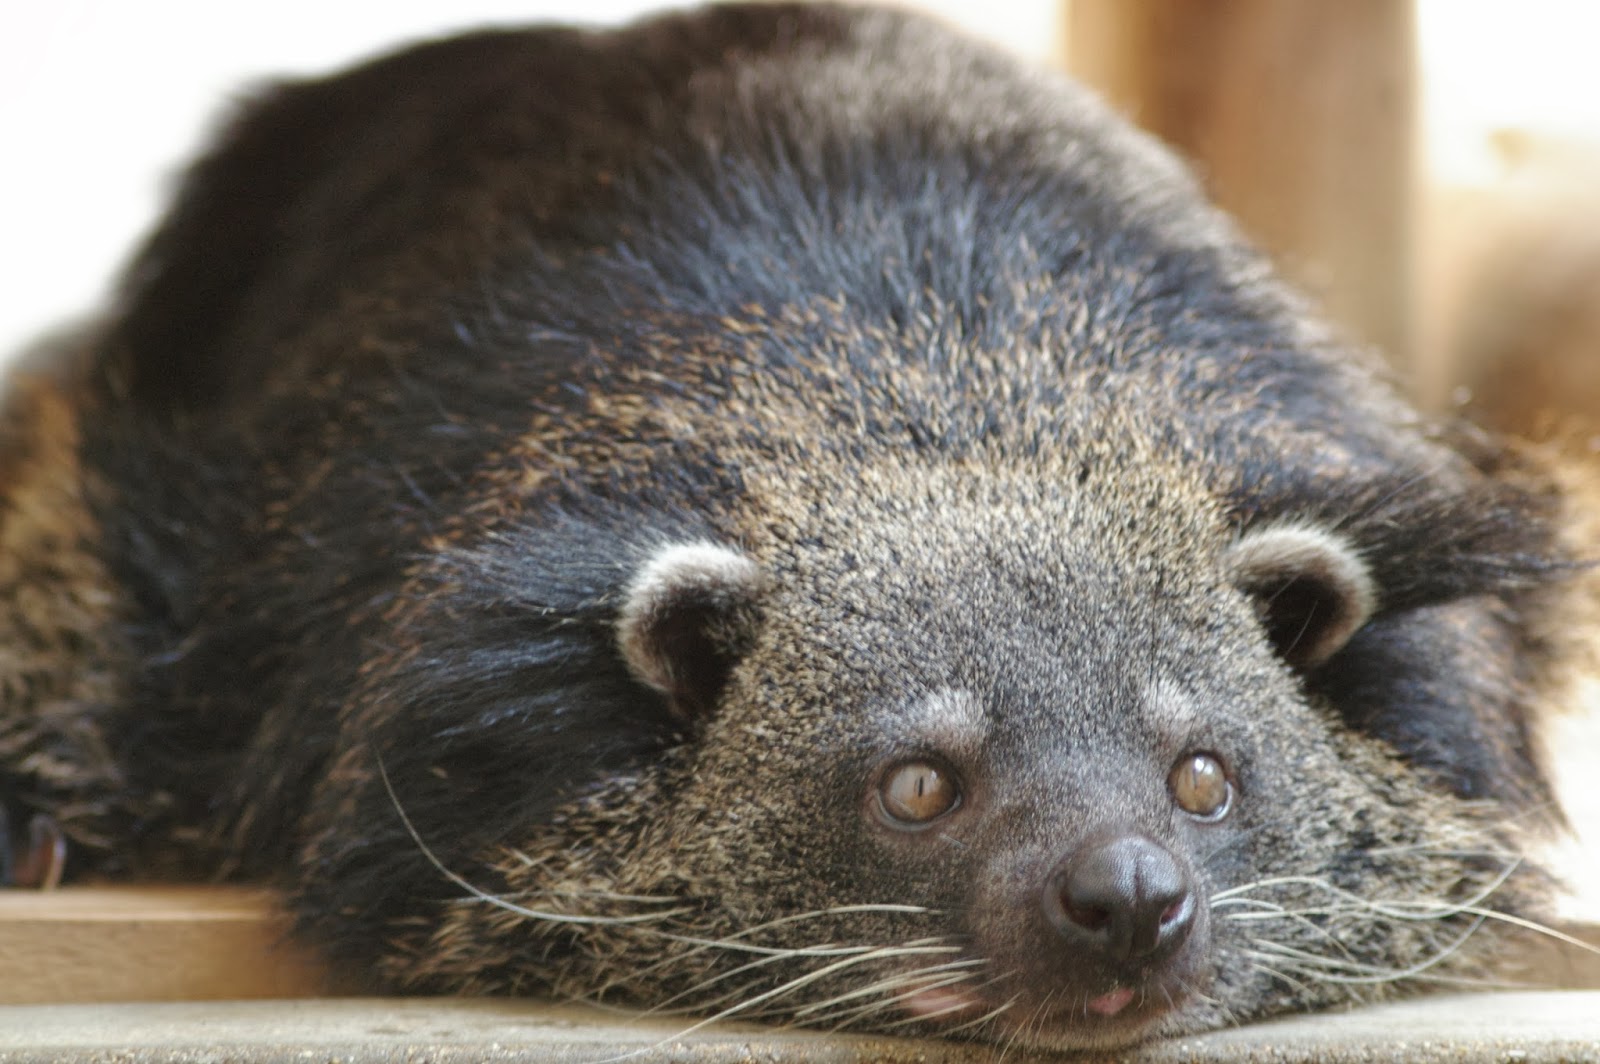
[{"left": 1088, "top": 987, "right": 1136, "bottom": 1016}]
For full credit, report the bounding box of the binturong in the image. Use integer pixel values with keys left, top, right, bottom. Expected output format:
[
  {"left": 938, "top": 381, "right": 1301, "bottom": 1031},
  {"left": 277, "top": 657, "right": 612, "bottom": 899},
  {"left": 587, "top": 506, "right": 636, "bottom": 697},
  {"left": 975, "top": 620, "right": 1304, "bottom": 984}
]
[{"left": 0, "top": 3, "right": 1591, "bottom": 1052}]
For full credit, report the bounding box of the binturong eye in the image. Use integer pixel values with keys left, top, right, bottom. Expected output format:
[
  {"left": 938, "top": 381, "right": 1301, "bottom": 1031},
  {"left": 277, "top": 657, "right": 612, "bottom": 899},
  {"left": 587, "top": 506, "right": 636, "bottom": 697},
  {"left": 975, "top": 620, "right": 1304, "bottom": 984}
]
[
  {"left": 1169, "top": 752, "right": 1232, "bottom": 820},
  {"left": 878, "top": 760, "right": 961, "bottom": 825}
]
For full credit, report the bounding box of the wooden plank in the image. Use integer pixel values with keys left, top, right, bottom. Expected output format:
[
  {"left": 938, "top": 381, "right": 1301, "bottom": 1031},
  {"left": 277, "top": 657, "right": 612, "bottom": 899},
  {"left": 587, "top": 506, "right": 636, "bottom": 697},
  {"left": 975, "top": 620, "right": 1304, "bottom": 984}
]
[
  {"left": 1067, "top": 0, "right": 1418, "bottom": 367},
  {"left": 0, "top": 886, "right": 328, "bottom": 1004},
  {"left": 1, "top": 884, "right": 1594, "bottom": 1009}
]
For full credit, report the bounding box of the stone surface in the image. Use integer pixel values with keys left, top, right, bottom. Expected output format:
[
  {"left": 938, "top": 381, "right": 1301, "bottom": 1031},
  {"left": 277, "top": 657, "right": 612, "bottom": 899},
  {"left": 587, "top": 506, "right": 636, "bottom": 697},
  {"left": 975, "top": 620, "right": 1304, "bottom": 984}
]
[{"left": 1, "top": 993, "right": 1598, "bottom": 1064}]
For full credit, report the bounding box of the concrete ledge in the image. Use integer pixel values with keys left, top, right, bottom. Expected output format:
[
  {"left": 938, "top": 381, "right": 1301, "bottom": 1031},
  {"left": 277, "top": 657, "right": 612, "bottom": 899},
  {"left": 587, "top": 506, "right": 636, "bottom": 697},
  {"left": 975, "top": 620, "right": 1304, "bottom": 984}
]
[{"left": 1, "top": 993, "right": 1599, "bottom": 1064}]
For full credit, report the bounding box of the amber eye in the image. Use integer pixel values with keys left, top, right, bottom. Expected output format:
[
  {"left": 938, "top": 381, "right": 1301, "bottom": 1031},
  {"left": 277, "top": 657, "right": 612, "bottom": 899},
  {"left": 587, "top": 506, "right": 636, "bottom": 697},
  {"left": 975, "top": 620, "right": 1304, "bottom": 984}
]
[
  {"left": 1169, "top": 753, "right": 1232, "bottom": 820},
  {"left": 878, "top": 760, "right": 961, "bottom": 825}
]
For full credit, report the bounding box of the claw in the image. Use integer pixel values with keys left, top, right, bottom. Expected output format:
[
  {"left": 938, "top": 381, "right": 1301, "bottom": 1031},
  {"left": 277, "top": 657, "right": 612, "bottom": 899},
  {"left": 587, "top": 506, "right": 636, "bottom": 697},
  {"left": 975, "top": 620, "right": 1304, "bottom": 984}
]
[
  {"left": 19, "top": 814, "right": 67, "bottom": 889},
  {"left": 1, "top": 807, "right": 67, "bottom": 889}
]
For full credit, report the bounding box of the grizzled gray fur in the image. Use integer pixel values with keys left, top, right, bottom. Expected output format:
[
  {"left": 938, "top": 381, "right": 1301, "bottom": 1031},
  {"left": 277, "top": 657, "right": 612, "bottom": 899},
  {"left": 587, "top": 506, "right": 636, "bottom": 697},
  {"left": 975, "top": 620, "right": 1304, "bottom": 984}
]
[{"left": 0, "top": 2, "right": 1587, "bottom": 1051}]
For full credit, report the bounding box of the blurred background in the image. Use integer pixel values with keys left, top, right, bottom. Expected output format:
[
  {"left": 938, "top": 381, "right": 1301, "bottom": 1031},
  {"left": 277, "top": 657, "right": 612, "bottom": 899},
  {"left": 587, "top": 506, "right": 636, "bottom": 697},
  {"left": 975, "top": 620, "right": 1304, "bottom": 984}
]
[{"left": 3, "top": 0, "right": 1598, "bottom": 928}]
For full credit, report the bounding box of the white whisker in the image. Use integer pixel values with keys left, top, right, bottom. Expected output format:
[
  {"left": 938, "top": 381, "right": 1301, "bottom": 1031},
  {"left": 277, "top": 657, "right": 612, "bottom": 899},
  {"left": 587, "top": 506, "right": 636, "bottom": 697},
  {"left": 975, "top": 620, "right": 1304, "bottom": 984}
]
[
  {"left": 589, "top": 941, "right": 978, "bottom": 1063},
  {"left": 938, "top": 993, "right": 1023, "bottom": 1038},
  {"left": 789, "top": 958, "right": 984, "bottom": 1020},
  {"left": 1241, "top": 911, "right": 1487, "bottom": 986},
  {"left": 379, "top": 759, "right": 691, "bottom": 926}
]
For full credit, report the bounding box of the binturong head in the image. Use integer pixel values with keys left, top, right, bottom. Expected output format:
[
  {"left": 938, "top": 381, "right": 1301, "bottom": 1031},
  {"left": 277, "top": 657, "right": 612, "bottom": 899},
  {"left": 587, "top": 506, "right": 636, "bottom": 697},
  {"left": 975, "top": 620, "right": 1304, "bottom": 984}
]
[
  {"left": 340, "top": 395, "right": 1561, "bottom": 1051},
  {"left": 583, "top": 454, "right": 1390, "bottom": 1048}
]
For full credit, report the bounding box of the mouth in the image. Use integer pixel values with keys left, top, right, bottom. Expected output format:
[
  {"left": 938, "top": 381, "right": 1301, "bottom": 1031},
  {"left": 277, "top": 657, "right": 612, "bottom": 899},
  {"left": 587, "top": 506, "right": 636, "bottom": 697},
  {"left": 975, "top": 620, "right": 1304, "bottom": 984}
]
[
  {"left": 896, "top": 977, "right": 1188, "bottom": 1047},
  {"left": 1087, "top": 986, "right": 1138, "bottom": 1016}
]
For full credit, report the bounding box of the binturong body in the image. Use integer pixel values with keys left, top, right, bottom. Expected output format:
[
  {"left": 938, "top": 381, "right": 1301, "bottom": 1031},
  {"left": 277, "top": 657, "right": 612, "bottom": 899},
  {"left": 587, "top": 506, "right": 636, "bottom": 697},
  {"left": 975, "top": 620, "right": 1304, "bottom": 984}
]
[{"left": 0, "top": 3, "right": 1586, "bottom": 1051}]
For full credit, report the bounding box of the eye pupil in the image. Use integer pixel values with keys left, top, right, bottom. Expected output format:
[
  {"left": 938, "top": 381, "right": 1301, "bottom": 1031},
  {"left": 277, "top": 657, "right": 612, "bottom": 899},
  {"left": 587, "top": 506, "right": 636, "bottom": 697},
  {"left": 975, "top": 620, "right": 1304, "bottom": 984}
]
[
  {"left": 880, "top": 760, "right": 960, "bottom": 825},
  {"left": 1170, "top": 752, "right": 1232, "bottom": 819}
]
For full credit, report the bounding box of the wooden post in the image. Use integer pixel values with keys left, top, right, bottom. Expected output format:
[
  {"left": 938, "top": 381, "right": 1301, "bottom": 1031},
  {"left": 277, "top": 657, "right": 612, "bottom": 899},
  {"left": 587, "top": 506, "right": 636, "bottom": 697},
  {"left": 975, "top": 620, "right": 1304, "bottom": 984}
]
[{"left": 1067, "top": 0, "right": 1417, "bottom": 371}]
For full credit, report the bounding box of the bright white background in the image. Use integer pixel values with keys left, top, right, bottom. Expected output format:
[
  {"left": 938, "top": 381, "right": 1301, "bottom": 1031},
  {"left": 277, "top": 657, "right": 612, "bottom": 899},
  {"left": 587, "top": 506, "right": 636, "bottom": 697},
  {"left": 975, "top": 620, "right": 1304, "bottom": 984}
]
[{"left": 0, "top": 1, "right": 1058, "bottom": 356}]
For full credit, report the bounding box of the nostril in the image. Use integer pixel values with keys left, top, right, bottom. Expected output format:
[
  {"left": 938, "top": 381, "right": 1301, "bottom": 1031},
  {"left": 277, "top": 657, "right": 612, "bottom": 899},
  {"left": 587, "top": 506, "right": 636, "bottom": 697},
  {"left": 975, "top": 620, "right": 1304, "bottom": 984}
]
[
  {"left": 1155, "top": 891, "right": 1196, "bottom": 952},
  {"left": 1062, "top": 899, "right": 1113, "bottom": 932}
]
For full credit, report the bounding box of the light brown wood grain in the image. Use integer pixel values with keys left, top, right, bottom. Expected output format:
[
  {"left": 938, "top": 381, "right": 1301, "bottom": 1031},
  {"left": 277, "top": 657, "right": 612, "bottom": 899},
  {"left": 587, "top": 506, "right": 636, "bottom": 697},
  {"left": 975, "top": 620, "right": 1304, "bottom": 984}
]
[
  {"left": 0, "top": 886, "right": 328, "bottom": 1004},
  {"left": 1067, "top": 0, "right": 1417, "bottom": 369}
]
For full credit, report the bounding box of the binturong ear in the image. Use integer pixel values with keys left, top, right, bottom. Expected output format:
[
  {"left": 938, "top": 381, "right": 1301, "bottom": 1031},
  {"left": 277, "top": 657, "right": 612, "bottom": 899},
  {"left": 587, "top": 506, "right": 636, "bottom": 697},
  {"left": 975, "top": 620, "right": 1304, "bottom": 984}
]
[
  {"left": 1226, "top": 523, "right": 1377, "bottom": 669},
  {"left": 617, "top": 541, "right": 766, "bottom": 722}
]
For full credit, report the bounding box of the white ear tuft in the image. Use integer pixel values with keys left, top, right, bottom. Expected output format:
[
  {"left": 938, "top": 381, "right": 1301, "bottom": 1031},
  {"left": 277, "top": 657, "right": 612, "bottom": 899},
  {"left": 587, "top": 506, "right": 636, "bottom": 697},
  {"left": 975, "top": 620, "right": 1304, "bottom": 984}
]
[
  {"left": 617, "top": 541, "right": 764, "bottom": 718},
  {"left": 1227, "top": 523, "right": 1376, "bottom": 668}
]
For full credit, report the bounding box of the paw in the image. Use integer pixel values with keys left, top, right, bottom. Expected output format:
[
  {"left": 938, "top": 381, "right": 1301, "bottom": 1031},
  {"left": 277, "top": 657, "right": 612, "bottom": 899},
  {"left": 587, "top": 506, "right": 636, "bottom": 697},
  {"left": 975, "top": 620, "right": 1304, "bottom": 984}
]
[{"left": 0, "top": 804, "right": 67, "bottom": 889}]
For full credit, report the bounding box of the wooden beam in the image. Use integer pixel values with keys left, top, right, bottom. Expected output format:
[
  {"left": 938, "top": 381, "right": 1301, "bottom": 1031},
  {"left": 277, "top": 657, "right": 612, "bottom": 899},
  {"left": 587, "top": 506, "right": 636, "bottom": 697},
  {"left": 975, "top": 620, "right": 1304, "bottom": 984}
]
[
  {"left": 0, "top": 886, "right": 328, "bottom": 1004},
  {"left": 1067, "top": 0, "right": 1418, "bottom": 370}
]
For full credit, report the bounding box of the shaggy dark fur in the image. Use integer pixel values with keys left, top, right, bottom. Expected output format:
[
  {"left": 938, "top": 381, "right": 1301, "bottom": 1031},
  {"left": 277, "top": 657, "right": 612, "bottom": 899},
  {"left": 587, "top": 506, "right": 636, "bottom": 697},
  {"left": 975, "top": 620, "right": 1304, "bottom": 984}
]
[{"left": 0, "top": 3, "right": 1583, "bottom": 1050}]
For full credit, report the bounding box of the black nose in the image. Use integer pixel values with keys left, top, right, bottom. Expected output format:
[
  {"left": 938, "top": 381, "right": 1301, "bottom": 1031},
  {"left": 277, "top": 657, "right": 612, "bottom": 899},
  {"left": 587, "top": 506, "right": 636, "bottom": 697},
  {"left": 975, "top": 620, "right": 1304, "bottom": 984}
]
[{"left": 1043, "top": 834, "right": 1195, "bottom": 966}]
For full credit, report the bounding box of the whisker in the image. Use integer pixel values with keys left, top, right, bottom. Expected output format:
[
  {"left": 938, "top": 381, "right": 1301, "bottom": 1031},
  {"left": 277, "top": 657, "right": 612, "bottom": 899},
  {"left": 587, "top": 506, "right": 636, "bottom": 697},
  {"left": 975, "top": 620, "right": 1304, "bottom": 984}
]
[
  {"left": 1240, "top": 912, "right": 1488, "bottom": 986},
  {"left": 620, "top": 937, "right": 960, "bottom": 1018},
  {"left": 1245, "top": 957, "right": 1316, "bottom": 995},
  {"left": 591, "top": 941, "right": 978, "bottom": 1063},
  {"left": 586, "top": 915, "right": 951, "bottom": 1014},
  {"left": 1173, "top": 974, "right": 1222, "bottom": 1008},
  {"left": 788, "top": 958, "right": 984, "bottom": 1020},
  {"left": 832, "top": 966, "right": 1004, "bottom": 1030},
  {"left": 870, "top": 986, "right": 988, "bottom": 1031},
  {"left": 936, "top": 993, "right": 1023, "bottom": 1038},
  {"left": 993, "top": 989, "right": 1055, "bottom": 1064},
  {"left": 694, "top": 947, "right": 966, "bottom": 1024},
  {"left": 840, "top": 962, "right": 988, "bottom": 1018},
  {"left": 379, "top": 759, "right": 690, "bottom": 926},
  {"left": 645, "top": 912, "right": 947, "bottom": 957},
  {"left": 791, "top": 966, "right": 984, "bottom": 1029},
  {"left": 1412, "top": 904, "right": 1600, "bottom": 958},
  {"left": 1212, "top": 856, "right": 1522, "bottom": 921},
  {"left": 1215, "top": 897, "right": 1360, "bottom": 964}
]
